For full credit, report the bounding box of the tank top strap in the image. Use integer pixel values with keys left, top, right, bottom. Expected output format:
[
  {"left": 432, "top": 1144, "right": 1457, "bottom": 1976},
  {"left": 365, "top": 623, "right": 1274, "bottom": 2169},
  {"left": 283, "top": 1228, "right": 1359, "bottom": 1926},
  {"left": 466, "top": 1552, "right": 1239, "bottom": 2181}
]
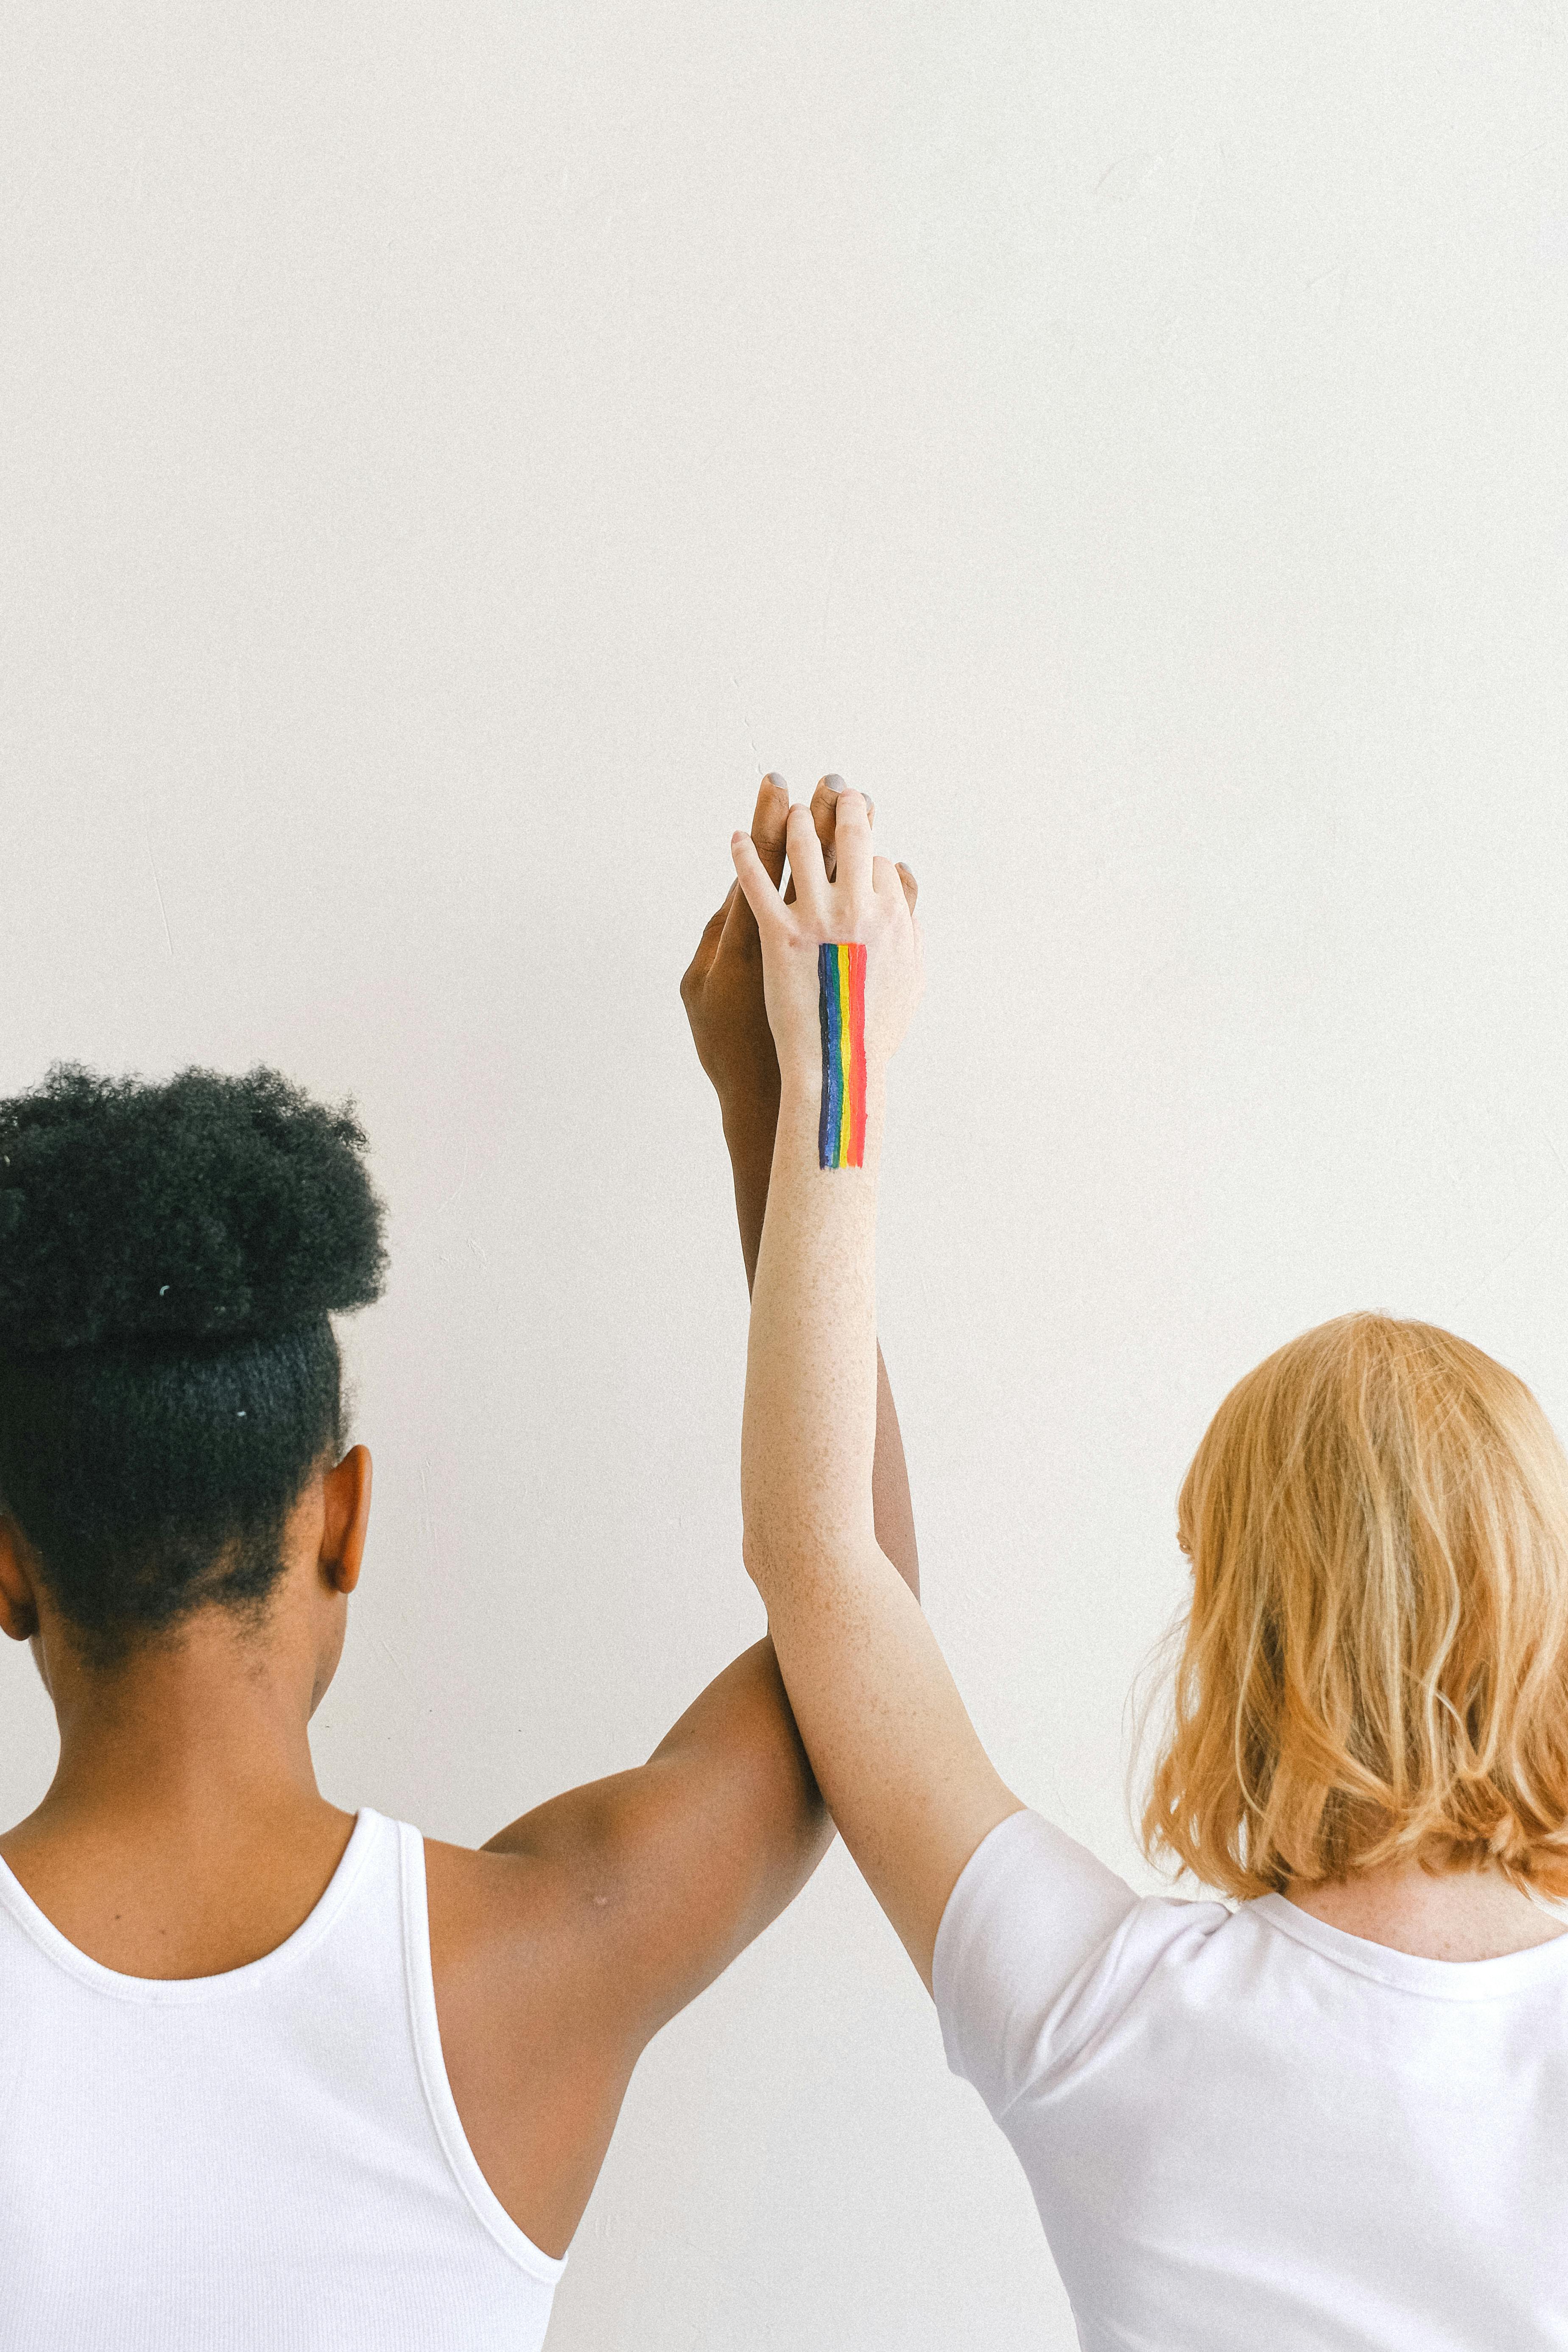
[{"left": 390, "top": 1814, "right": 568, "bottom": 2284}]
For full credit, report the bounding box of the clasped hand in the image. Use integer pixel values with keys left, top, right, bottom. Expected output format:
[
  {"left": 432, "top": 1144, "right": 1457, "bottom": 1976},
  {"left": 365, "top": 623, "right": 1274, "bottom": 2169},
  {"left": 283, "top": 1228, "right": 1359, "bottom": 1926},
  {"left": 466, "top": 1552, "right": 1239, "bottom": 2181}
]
[
  {"left": 732, "top": 788, "right": 922, "bottom": 1093},
  {"left": 680, "top": 775, "right": 920, "bottom": 1121}
]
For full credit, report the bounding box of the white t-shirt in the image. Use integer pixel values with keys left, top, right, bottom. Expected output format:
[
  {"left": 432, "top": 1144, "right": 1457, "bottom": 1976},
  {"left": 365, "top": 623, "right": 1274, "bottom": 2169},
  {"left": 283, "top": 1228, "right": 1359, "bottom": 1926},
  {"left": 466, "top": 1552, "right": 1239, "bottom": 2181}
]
[{"left": 933, "top": 1808, "right": 1568, "bottom": 2352}]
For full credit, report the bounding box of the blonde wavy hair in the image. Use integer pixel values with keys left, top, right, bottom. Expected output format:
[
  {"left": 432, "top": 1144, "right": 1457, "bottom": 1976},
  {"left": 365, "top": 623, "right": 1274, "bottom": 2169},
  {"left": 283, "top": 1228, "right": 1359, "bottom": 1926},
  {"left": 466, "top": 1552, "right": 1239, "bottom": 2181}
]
[{"left": 1142, "top": 1314, "right": 1568, "bottom": 1899}]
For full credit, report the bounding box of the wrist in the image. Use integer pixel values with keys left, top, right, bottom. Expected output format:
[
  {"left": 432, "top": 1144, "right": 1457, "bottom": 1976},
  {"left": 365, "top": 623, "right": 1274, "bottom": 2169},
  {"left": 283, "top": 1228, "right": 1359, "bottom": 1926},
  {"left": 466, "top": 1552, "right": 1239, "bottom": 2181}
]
[{"left": 777, "top": 1057, "right": 888, "bottom": 1177}]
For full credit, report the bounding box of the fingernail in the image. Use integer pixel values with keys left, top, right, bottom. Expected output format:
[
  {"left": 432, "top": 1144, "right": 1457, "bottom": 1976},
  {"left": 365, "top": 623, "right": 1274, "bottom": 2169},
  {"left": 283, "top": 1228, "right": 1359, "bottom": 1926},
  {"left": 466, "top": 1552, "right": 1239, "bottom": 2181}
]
[{"left": 822, "top": 773, "right": 844, "bottom": 794}]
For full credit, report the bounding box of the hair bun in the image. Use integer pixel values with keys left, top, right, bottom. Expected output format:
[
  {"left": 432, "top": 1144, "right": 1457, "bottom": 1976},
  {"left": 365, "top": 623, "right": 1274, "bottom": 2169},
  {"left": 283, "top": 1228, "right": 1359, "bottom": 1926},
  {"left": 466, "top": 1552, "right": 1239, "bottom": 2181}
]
[{"left": 0, "top": 1063, "right": 387, "bottom": 1356}]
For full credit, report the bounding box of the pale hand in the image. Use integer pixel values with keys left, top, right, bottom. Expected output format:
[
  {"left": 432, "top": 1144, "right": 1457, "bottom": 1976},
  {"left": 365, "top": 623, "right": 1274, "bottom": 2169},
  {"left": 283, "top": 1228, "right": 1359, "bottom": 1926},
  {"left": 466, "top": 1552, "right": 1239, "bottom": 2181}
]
[{"left": 730, "top": 792, "right": 923, "bottom": 1091}]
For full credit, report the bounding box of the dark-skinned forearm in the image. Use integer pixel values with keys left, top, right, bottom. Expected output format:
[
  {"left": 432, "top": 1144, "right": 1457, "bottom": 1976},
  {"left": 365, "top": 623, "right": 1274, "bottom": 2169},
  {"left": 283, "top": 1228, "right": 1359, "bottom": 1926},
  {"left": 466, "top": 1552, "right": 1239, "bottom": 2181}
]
[{"left": 724, "top": 1097, "right": 920, "bottom": 1601}]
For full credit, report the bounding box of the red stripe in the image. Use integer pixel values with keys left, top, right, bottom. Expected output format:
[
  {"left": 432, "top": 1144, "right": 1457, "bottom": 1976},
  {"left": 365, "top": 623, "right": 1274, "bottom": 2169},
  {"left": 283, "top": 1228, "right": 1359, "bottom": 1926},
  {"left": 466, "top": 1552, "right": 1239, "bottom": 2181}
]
[{"left": 847, "top": 943, "right": 867, "bottom": 1166}]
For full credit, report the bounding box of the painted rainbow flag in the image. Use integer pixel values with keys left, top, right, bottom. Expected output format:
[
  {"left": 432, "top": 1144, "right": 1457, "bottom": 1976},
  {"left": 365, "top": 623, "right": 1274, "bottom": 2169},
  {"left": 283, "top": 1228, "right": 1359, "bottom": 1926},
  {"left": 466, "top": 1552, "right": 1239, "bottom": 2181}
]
[{"left": 817, "top": 941, "right": 868, "bottom": 1169}]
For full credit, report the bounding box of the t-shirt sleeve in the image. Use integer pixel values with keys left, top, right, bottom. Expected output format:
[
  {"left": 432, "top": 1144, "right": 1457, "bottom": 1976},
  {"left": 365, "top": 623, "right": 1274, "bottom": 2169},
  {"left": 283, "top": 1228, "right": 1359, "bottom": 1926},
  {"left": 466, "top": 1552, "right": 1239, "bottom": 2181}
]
[{"left": 932, "top": 1807, "right": 1141, "bottom": 2119}]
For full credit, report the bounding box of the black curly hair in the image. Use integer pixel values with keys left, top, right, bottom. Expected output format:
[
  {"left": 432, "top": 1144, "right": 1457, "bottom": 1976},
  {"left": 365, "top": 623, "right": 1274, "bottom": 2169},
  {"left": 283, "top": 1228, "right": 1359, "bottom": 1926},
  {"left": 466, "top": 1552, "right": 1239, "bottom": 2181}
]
[{"left": 0, "top": 1064, "right": 387, "bottom": 1667}]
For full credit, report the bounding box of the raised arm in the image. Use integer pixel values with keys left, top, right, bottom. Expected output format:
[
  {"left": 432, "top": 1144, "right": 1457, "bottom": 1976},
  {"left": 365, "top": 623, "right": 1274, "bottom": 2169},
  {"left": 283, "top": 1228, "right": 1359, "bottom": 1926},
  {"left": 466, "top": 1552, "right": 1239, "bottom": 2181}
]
[
  {"left": 682, "top": 773, "right": 920, "bottom": 1593},
  {"left": 730, "top": 792, "right": 1020, "bottom": 1988},
  {"left": 431, "top": 785, "right": 926, "bottom": 2259}
]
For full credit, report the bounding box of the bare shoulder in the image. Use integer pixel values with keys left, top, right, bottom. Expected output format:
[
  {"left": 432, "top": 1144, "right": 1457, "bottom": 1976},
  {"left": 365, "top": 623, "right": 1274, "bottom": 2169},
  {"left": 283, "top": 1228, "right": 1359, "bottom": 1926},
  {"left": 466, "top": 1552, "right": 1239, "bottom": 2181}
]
[
  {"left": 422, "top": 1836, "right": 641, "bottom": 2258},
  {"left": 423, "top": 1832, "right": 640, "bottom": 2012},
  {"left": 413, "top": 1645, "right": 831, "bottom": 2248},
  {"left": 424, "top": 1835, "right": 582, "bottom": 1964}
]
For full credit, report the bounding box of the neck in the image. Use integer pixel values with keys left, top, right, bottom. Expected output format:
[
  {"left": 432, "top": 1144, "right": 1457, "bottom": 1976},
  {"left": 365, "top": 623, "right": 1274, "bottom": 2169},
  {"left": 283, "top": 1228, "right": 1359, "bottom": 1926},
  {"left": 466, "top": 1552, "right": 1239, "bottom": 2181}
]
[
  {"left": 1, "top": 1611, "right": 355, "bottom": 1980},
  {"left": 20, "top": 1607, "right": 326, "bottom": 1849},
  {"left": 1285, "top": 1857, "right": 1566, "bottom": 1962}
]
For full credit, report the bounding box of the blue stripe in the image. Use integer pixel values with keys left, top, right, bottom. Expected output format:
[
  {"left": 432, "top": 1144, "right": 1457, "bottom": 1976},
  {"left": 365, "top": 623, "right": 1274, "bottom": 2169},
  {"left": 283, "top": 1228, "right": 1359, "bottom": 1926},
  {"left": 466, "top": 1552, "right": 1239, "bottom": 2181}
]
[{"left": 818, "top": 942, "right": 842, "bottom": 1168}]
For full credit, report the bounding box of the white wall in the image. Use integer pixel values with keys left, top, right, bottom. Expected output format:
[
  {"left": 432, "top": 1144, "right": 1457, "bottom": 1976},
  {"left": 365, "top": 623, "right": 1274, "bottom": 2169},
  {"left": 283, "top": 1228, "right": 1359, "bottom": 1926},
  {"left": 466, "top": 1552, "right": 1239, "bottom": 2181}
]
[{"left": 4, "top": 6, "right": 1567, "bottom": 2344}]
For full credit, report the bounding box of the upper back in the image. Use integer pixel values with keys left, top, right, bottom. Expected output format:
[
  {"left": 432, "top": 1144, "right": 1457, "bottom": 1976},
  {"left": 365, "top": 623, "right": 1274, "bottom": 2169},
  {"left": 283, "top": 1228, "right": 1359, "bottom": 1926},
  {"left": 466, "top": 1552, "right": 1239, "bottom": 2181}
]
[
  {"left": 935, "top": 1809, "right": 1568, "bottom": 2352},
  {"left": 0, "top": 1809, "right": 564, "bottom": 2352}
]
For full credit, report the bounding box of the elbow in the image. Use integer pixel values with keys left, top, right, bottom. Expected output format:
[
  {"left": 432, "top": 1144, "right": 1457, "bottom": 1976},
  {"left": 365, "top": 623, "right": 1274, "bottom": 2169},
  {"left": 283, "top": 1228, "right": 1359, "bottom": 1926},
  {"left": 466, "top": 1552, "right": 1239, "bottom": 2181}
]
[
  {"left": 738, "top": 1518, "right": 771, "bottom": 1596},
  {"left": 740, "top": 1513, "right": 880, "bottom": 1603},
  {"left": 740, "top": 1515, "right": 803, "bottom": 1603}
]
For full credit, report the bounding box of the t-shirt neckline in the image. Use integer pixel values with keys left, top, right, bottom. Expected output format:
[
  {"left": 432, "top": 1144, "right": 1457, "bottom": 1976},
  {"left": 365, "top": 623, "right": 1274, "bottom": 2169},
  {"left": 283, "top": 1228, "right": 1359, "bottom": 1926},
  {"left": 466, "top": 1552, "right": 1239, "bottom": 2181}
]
[{"left": 1251, "top": 1888, "right": 1568, "bottom": 1998}]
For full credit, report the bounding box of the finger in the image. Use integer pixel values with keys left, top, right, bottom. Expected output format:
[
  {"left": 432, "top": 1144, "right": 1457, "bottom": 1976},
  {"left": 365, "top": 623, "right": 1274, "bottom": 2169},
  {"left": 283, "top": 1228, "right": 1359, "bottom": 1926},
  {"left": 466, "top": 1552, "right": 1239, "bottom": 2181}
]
[
  {"left": 710, "top": 877, "right": 756, "bottom": 970},
  {"left": 751, "top": 774, "right": 790, "bottom": 889},
  {"left": 874, "top": 854, "right": 919, "bottom": 933},
  {"left": 819, "top": 772, "right": 875, "bottom": 832},
  {"left": 698, "top": 884, "right": 737, "bottom": 957},
  {"left": 731, "top": 831, "right": 787, "bottom": 929},
  {"left": 700, "top": 886, "right": 737, "bottom": 943},
  {"left": 779, "top": 772, "right": 811, "bottom": 906},
  {"left": 834, "top": 789, "right": 873, "bottom": 899},
  {"left": 810, "top": 776, "right": 841, "bottom": 882},
  {"left": 785, "top": 800, "right": 831, "bottom": 922},
  {"left": 723, "top": 774, "right": 788, "bottom": 951},
  {"left": 679, "top": 884, "right": 736, "bottom": 1002}
]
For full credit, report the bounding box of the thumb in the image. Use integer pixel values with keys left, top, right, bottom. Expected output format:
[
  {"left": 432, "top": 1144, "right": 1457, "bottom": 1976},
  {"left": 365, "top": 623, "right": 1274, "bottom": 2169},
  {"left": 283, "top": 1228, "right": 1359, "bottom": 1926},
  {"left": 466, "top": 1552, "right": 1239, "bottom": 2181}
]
[{"left": 731, "top": 831, "right": 784, "bottom": 930}]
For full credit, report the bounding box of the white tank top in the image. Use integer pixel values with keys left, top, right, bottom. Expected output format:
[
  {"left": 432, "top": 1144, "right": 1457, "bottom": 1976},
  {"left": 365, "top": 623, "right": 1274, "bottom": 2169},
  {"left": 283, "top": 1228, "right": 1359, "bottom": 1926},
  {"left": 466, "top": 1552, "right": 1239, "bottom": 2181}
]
[{"left": 0, "top": 1808, "right": 564, "bottom": 2350}]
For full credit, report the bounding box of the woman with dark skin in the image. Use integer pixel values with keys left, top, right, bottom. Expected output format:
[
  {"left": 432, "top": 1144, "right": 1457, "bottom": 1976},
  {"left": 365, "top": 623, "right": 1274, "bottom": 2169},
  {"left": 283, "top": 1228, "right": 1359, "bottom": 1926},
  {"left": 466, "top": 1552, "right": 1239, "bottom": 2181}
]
[{"left": 0, "top": 777, "right": 914, "bottom": 2300}]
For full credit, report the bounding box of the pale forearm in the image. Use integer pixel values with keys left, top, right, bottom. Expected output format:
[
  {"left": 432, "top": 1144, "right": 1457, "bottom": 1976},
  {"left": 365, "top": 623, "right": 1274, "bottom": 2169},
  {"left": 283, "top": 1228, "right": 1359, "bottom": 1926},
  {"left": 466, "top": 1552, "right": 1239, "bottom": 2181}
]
[
  {"left": 741, "top": 1071, "right": 883, "bottom": 1585},
  {"left": 727, "top": 1091, "right": 919, "bottom": 1597},
  {"left": 729, "top": 799, "right": 1017, "bottom": 1985},
  {"left": 872, "top": 1347, "right": 920, "bottom": 1597}
]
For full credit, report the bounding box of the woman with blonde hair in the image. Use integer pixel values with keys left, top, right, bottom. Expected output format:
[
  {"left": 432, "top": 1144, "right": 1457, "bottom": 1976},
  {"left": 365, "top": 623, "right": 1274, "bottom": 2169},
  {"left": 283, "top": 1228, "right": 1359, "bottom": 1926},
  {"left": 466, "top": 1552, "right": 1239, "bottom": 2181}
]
[{"left": 729, "top": 786, "right": 1568, "bottom": 2351}]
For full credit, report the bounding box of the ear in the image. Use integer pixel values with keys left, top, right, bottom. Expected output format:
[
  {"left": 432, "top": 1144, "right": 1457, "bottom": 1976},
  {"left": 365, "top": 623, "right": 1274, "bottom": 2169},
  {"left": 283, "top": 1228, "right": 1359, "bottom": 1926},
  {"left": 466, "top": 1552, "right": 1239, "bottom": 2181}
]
[
  {"left": 319, "top": 1445, "right": 373, "bottom": 1597},
  {"left": 0, "top": 1516, "right": 41, "bottom": 1642}
]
